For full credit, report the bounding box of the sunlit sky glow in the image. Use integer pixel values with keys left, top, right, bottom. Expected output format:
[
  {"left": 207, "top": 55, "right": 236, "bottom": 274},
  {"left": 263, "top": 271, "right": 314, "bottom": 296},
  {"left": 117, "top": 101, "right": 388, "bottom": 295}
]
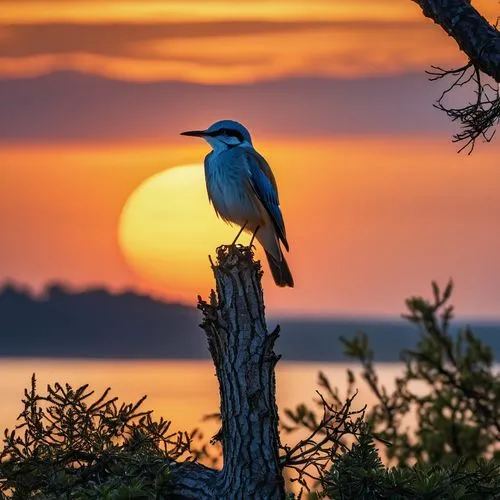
[
  {"left": 0, "top": 1, "right": 438, "bottom": 23},
  {"left": 1, "top": 1, "right": 500, "bottom": 317},
  {"left": 2, "top": 136, "right": 500, "bottom": 317},
  {"left": 0, "top": 0, "right": 495, "bottom": 82}
]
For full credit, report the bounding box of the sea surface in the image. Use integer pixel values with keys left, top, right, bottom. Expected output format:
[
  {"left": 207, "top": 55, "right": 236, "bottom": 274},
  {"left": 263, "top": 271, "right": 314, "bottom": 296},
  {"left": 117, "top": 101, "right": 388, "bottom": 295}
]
[{"left": 0, "top": 359, "right": 403, "bottom": 447}]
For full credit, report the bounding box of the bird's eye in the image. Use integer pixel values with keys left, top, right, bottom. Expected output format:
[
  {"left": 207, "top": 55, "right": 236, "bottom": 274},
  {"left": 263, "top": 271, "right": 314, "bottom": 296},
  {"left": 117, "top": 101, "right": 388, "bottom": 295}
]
[{"left": 220, "top": 129, "right": 227, "bottom": 135}]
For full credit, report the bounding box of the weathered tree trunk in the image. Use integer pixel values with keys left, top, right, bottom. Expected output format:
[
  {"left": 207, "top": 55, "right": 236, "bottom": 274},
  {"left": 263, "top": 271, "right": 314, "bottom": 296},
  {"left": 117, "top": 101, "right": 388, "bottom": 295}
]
[
  {"left": 169, "top": 245, "right": 285, "bottom": 499},
  {"left": 412, "top": 0, "right": 500, "bottom": 82}
]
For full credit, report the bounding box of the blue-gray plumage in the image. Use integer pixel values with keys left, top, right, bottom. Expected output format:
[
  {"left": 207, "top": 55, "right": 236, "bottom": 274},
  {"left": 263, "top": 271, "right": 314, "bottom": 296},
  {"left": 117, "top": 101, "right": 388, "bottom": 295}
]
[{"left": 181, "top": 119, "right": 293, "bottom": 287}]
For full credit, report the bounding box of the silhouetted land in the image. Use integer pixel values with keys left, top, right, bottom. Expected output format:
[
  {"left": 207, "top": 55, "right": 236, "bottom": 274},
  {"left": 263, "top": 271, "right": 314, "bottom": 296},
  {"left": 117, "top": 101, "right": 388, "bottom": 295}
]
[{"left": 1, "top": 283, "right": 499, "bottom": 361}]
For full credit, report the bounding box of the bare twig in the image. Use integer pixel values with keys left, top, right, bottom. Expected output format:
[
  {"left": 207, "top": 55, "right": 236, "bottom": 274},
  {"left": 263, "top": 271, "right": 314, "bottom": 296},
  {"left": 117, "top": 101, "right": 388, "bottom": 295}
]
[
  {"left": 280, "top": 389, "right": 369, "bottom": 491},
  {"left": 426, "top": 63, "right": 499, "bottom": 153}
]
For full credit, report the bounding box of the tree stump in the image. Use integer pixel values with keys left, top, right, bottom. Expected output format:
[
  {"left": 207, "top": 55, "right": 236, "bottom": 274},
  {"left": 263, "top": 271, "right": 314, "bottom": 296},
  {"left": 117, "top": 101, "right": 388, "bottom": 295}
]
[{"left": 169, "top": 245, "right": 285, "bottom": 499}]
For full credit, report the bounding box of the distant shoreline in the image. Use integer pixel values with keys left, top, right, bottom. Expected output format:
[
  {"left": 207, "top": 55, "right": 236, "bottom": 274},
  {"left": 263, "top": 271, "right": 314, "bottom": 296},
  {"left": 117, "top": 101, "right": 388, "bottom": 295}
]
[{"left": 1, "top": 284, "right": 499, "bottom": 362}]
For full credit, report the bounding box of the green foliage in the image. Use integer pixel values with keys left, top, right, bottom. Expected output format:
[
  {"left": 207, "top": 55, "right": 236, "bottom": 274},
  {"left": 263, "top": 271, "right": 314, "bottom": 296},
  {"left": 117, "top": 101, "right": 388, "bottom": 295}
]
[
  {"left": 0, "top": 376, "right": 192, "bottom": 499},
  {"left": 282, "top": 281, "right": 500, "bottom": 497},
  {"left": 325, "top": 435, "right": 500, "bottom": 499},
  {"left": 341, "top": 280, "right": 500, "bottom": 466}
]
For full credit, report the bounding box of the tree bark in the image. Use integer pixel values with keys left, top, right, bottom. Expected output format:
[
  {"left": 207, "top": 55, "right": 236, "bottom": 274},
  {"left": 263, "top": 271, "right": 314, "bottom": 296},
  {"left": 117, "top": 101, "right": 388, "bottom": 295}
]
[
  {"left": 168, "top": 245, "right": 285, "bottom": 499},
  {"left": 412, "top": 0, "right": 500, "bottom": 82}
]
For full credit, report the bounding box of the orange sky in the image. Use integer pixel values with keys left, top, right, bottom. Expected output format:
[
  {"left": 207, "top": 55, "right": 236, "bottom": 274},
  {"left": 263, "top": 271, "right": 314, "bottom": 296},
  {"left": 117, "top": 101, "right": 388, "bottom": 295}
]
[
  {"left": 0, "top": 0, "right": 496, "bottom": 81},
  {"left": 1, "top": 1, "right": 499, "bottom": 317},
  {"left": 2, "top": 136, "right": 500, "bottom": 317}
]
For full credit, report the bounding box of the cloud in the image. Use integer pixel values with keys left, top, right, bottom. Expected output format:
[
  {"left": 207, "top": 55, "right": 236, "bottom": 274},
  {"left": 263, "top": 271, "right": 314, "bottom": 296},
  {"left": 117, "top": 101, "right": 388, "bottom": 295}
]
[
  {"left": 0, "top": 1, "right": 421, "bottom": 23},
  {"left": 0, "top": 20, "right": 464, "bottom": 82},
  {"left": 0, "top": 21, "right": 339, "bottom": 57},
  {"left": 0, "top": 71, "right": 455, "bottom": 141}
]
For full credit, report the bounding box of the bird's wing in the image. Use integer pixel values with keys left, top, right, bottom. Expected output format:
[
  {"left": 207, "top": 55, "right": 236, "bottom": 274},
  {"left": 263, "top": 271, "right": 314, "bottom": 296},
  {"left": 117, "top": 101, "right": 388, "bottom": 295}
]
[{"left": 242, "top": 149, "right": 289, "bottom": 251}]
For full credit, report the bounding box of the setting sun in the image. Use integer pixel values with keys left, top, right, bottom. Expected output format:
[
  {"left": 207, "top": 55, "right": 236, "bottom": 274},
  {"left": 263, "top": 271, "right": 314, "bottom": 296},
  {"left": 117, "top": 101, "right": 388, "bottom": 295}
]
[{"left": 118, "top": 164, "right": 240, "bottom": 300}]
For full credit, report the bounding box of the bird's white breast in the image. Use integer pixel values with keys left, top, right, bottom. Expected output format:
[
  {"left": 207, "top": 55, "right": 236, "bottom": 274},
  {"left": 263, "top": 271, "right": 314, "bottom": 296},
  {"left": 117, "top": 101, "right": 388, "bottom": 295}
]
[{"left": 205, "top": 148, "right": 261, "bottom": 228}]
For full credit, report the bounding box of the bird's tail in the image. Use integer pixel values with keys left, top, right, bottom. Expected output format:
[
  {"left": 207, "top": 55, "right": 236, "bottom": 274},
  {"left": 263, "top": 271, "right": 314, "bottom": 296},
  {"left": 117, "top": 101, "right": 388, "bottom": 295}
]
[{"left": 265, "top": 250, "right": 294, "bottom": 288}]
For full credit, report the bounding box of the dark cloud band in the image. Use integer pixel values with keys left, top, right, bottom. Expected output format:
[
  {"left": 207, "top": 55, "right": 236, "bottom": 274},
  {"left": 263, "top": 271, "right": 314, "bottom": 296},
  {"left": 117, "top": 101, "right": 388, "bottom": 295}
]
[{"left": 0, "top": 20, "right": 427, "bottom": 58}]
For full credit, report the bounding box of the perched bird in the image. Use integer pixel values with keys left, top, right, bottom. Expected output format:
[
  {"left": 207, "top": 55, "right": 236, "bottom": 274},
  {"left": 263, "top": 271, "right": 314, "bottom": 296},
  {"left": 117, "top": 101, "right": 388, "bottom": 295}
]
[{"left": 181, "top": 120, "right": 293, "bottom": 287}]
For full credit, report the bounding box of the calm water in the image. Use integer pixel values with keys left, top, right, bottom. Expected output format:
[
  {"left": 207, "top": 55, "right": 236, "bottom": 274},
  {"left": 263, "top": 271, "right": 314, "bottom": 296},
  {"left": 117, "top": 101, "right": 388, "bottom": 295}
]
[{"left": 0, "top": 359, "right": 404, "bottom": 445}]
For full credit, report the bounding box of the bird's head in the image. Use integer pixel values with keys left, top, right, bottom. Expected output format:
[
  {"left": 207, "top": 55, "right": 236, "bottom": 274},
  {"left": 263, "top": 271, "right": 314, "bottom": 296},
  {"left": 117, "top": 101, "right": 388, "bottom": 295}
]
[{"left": 181, "top": 120, "right": 253, "bottom": 151}]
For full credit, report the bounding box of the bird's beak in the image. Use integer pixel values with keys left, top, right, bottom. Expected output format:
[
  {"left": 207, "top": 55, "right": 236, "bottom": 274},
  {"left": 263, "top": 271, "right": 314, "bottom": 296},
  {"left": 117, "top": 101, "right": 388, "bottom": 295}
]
[{"left": 180, "top": 130, "right": 207, "bottom": 137}]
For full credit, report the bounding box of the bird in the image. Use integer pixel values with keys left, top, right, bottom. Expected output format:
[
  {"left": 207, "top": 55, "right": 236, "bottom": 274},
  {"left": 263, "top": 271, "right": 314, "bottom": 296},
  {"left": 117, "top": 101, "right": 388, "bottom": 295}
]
[{"left": 181, "top": 119, "right": 293, "bottom": 287}]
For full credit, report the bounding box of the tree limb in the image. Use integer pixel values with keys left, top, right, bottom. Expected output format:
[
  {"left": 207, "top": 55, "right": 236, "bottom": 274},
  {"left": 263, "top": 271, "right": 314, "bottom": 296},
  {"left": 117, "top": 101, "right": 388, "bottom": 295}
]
[
  {"left": 411, "top": 0, "right": 500, "bottom": 151},
  {"left": 412, "top": 0, "right": 500, "bottom": 83}
]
